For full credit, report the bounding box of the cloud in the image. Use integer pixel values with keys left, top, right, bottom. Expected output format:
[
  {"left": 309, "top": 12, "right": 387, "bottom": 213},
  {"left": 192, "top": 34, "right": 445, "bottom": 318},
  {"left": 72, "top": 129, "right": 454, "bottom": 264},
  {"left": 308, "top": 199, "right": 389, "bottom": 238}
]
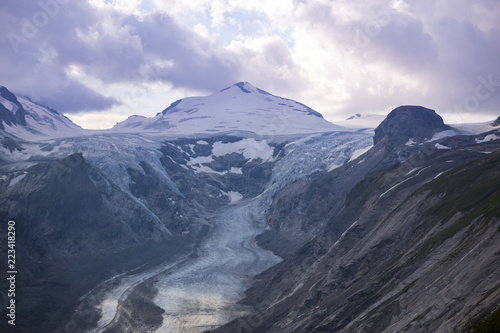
[
  {"left": 0, "top": 0, "right": 241, "bottom": 113},
  {"left": 0, "top": 0, "right": 499, "bottom": 126}
]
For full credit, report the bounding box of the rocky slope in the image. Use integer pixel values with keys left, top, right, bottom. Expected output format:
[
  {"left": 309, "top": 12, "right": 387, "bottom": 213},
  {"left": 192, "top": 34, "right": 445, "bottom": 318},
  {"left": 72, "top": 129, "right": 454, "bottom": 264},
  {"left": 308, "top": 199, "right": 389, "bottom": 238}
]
[{"left": 214, "top": 109, "right": 500, "bottom": 333}]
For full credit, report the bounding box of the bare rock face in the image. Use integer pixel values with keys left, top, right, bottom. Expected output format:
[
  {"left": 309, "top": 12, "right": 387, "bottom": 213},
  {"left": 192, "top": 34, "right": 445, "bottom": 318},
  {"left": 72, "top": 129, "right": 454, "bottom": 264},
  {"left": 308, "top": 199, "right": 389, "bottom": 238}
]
[
  {"left": 0, "top": 86, "right": 26, "bottom": 129},
  {"left": 492, "top": 116, "right": 500, "bottom": 126},
  {"left": 374, "top": 105, "right": 449, "bottom": 146},
  {"left": 215, "top": 139, "right": 500, "bottom": 333}
]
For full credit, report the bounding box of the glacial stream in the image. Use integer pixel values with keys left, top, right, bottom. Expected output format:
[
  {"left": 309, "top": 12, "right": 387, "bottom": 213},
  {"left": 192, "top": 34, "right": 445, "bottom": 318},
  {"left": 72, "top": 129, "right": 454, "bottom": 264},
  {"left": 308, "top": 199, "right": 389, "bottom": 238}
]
[{"left": 90, "top": 198, "right": 281, "bottom": 333}]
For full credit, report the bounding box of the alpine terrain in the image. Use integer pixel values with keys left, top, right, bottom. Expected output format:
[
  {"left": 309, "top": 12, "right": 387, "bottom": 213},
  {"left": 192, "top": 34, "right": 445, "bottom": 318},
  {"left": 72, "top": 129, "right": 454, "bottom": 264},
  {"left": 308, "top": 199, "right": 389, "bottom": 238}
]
[{"left": 0, "top": 83, "right": 499, "bottom": 333}]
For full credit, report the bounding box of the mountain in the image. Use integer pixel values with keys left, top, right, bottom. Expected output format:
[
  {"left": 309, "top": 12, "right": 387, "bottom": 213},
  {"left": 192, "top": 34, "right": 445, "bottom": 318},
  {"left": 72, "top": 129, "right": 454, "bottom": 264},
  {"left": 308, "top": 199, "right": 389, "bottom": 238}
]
[
  {"left": 0, "top": 83, "right": 371, "bottom": 332},
  {"left": 373, "top": 105, "right": 452, "bottom": 146},
  {"left": 1, "top": 83, "right": 499, "bottom": 333},
  {"left": 0, "top": 85, "right": 84, "bottom": 143},
  {"left": 112, "top": 82, "right": 340, "bottom": 136},
  {"left": 14, "top": 96, "right": 84, "bottom": 138},
  {"left": 214, "top": 108, "right": 500, "bottom": 333},
  {"left": 0, "top": 86, "right": 26, "bottom": 130}
]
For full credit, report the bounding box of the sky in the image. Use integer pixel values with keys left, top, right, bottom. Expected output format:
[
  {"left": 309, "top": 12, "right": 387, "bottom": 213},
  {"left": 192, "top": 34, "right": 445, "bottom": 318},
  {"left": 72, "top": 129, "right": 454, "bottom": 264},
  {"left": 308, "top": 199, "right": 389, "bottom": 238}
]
[{"left": 1, "top": 0, "right": 499, "bottom": 129}]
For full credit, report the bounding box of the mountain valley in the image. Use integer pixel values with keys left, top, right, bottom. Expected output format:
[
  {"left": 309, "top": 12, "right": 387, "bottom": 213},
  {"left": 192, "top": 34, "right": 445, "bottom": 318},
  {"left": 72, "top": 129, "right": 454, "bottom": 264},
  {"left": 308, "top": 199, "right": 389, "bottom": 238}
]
[{"left": 0, "top": 83, "right": 499, "bottom": 333}]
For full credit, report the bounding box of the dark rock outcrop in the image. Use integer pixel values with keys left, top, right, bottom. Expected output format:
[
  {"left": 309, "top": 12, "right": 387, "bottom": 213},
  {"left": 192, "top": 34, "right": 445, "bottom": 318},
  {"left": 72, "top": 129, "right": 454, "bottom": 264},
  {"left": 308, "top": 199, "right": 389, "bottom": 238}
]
[
  {"left": 492, "top": 116, "right": 500, "bottom": 126},
  {"left": 0, "top": 86, "right": 26, "bottom": 130},
  {"left": 373, "top": 105, "right": 449, "bottom": 146}
]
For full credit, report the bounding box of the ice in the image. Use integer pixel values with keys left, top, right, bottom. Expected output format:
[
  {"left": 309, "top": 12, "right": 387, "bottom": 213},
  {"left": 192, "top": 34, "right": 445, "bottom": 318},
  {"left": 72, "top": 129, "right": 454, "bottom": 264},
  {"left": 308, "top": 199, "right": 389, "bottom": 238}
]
[
  {"left": 450, "top": 121, "right": 499, "bottom": 135},
  {"left": 90, "top": 258, "right": 189, "bottom": 332},
  {"left": 154, "top": 200, "right": 281, "bottom": 332},
  {"left": 212, "top": 138, "right": 274, "bottom": 162},
  {"left": 476, "top": 133, "right": 499, "bottom": 143},
  {"left": 1, "top": 82, "right": 379, "bottom": 333}
]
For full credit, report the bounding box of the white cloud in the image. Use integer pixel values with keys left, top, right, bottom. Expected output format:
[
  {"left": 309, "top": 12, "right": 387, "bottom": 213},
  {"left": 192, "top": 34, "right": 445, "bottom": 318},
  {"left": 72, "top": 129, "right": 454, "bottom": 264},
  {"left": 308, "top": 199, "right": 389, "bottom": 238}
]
[{"left": 0, "top": 0, "right": 499, "bottom": 129}]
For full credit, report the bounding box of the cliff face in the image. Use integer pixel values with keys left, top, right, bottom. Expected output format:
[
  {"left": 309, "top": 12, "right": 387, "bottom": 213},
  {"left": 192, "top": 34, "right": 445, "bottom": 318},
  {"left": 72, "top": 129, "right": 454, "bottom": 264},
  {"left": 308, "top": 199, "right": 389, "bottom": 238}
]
[
  {"left": 373, "top": 105, "right": 450, "bottom": 146},
  {"left": 215, "top": 112, "right": 500, "bottom": 333},
  {"left": 0, "top": 86, "right": 26, "bottom": 130}
]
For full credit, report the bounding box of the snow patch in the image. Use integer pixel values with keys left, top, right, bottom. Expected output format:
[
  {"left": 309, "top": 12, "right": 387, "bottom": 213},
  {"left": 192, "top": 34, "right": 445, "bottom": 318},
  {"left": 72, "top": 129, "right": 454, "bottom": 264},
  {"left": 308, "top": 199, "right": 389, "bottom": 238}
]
[
  {"left": 212, "top": 138, "right": 274, "bottom": 162},
  {"left": 230, "top": 167, "right": 243, "bottom": 174},
  {"left": 187, "top": 155, "right": 214, "bottom": 166},
  {"left": 348, "top": 145, "right": 372, "bottom": 162},
  {"left": 327, "top": 163, "right": 342, "bottom": 172},
  {"left": 405, "top": 167, "right": 421, "bottom": 176},
  {"left": 405, "top": 138, "right": 416, "bottom": 146},
  {"left": 191, "top": 164, "right": 227, "bottom": 175},
  {"left": 476, "top": 134, "right": 500, "bottom": 143},
  {"left": 427, "top": 130, "right": 459, "bottom": 142},
  {"left": 435, "top": 143, "right": 451, "bottom": 150},
  {"left": 227, "top": 191, "right": 243, "bottom": 203},
  {"left": 8, "top": 173, "right": 26, "bottom": 187}
]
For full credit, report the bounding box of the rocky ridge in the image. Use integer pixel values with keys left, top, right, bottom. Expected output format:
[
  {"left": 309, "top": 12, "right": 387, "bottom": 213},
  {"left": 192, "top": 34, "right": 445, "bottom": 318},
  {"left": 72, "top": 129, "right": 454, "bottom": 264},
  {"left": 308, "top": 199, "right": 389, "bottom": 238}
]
[{"left": 214, "top": 108, "right": 500, "bottom": 333}]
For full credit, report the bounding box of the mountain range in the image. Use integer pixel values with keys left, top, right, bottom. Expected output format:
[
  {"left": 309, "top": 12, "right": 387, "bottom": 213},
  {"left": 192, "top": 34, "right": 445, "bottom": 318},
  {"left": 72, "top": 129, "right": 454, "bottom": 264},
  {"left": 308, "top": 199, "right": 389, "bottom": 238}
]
[{"left": 0, "top": 83, "right": 499, "bottom": 333}]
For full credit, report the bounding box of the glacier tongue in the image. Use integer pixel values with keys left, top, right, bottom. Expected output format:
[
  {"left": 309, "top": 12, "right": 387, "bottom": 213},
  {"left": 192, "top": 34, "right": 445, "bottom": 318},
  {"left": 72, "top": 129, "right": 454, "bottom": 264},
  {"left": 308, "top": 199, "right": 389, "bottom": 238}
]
[{"left": 81, "top": 130, "right": 373, "bottom": 333}]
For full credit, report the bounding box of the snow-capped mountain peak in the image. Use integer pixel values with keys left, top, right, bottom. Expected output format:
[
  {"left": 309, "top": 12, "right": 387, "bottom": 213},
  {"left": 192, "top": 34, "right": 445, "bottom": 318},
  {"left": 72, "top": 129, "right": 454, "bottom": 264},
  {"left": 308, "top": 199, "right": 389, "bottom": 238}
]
[
  {"left": 0, "top": 85, "right": 85, "bottom": 140},
  {"left": 113, "top": 82, "right": 339, "bottom": 136}
]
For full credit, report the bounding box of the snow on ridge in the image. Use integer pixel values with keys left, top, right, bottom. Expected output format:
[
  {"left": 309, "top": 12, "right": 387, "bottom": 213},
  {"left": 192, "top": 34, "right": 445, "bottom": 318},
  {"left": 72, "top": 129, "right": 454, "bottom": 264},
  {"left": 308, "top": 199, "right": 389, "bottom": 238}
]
[
  {"left": 0, "top": 95, "right": 19, "bottom": 114},
  {"left": 2, "top": 96, "right": 86, "bottom": 141},
  {"left": 111, "top": 83, "right": 340, "bottom": 136}
]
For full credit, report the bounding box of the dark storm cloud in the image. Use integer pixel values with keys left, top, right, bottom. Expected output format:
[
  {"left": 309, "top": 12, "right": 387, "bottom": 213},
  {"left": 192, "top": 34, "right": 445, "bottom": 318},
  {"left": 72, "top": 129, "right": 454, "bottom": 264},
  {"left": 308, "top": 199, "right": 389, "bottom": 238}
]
[{"left": 0, "top": 0, "right": 240, "bottom": 113}]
